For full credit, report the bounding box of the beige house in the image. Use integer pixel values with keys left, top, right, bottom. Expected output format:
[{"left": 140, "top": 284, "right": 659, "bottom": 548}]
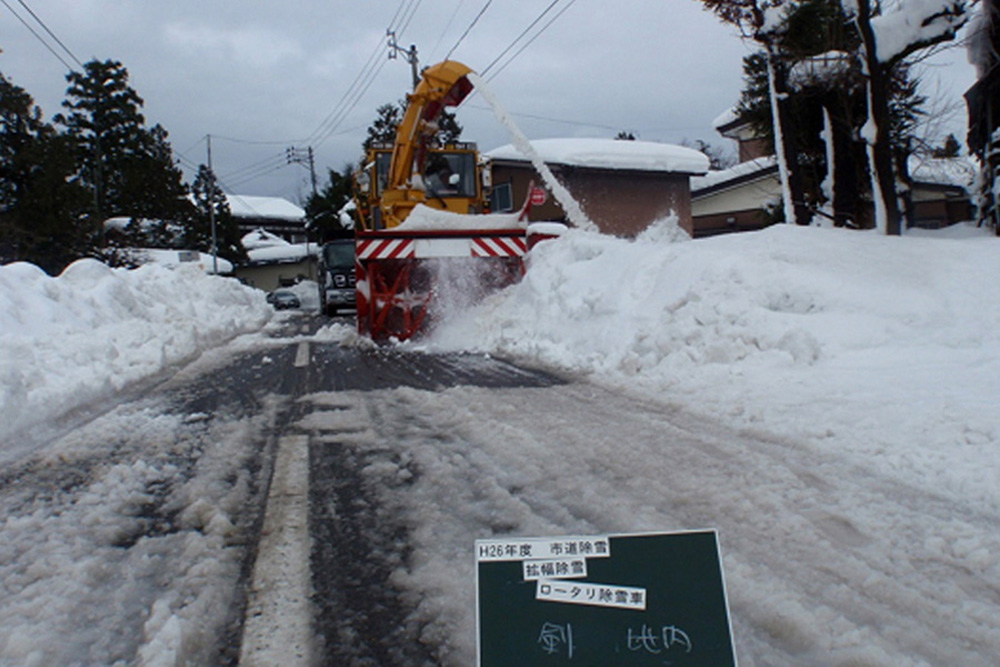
[
  {"left": 486, "top": 138, "right": 710, "bottom": 238},
  {"left": 234, "top": 228, "right": 317, "bottom": 292},
  {"left": 692, "top": 110, "right": 976, "bottom": 234},
  {"left": 691, "top": 158, "right": 781, "bottom": 237}
]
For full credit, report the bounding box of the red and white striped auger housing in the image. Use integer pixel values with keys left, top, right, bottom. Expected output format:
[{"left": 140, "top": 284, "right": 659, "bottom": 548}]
[{"left": 355, "top": 227, "right": 529, "bottom": 342}]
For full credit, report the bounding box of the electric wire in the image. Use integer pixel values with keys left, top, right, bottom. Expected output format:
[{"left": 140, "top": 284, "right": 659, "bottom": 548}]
[
  {"left": 465, "top": 103, "right": 622, "bottom": 132},
  {"left": 0, "top": 0, "right": 74, "bottom": 71},
  {"left": 396, "top": 0, "right": 424, "bottom": 39},
  {"left": 480, "top": 0, "right": 561, "bottom": 76},
  {"left": 305, "top": 0, "right": 409, "bottom": 147},
  {"left": 13, "top": 0, "right": 83, "bottom": 68},
  {"left": 484, "top": 0, "right": 581, "bottom": 83},
  {"left": 429, "top": 0, "right": 467, "bottom": 61},
  {"left": 444, "top": 0, "right": 493, "bottom": 61},
  {"left": 186, "top": 0, "right": 416, "bottom": 191},
  {"left": 308, "top": 0, "right": 420, "bottom": 149},
  {"left": 220, "top": 153, "right": 289, "bottom": 183}
]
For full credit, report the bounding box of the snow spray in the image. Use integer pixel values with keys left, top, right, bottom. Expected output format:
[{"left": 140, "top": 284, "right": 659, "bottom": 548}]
[{"left": 467, "top": 72, "right": 595, "bottom": 232}]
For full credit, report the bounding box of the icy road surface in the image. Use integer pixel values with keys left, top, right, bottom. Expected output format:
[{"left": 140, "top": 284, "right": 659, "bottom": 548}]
[
  {"left": 2, "top": 323, "right": 997, "bottom": 665},
  {"left": 297, "top": 373, "right": 1000, "bottom": 665}
]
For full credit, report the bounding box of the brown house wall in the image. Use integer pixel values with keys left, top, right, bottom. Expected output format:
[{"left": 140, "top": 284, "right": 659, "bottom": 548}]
[
  {"left": 491, "top": 163, "right": 694, "bottom": 238},
  {"left": 912, "top": 198, "right": 974, "bottom": 229}
]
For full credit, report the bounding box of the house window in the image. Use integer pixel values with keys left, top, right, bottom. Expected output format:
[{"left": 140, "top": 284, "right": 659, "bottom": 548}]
[{"left": 491, "top": 182, "right": 513, "bottom": 212}]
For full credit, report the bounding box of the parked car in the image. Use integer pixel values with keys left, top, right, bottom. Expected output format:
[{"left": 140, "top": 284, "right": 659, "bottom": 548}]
[{"left": 268, "top": 289, "right": 300, "bottom": 310}]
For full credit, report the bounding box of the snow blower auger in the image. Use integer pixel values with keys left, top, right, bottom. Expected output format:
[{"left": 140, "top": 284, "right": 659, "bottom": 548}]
[{"left": 352, "top": 60, "right": 533, "bottom": 342}]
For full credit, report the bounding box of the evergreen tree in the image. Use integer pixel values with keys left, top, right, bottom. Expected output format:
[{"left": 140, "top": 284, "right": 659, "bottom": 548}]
[
  {"left": 699, "top": 0, "right": 809, "bottom": 224},
  {"left": 715, "top": 0, "right": 951, "bottom": 229},
  {"left": 305, "top": 166, "right": 354, "bottom": 242},
  {"left": 932, "top": 133, "right": 962, "bottom": 159},
  {"left": 362, "top": 100, "right": 463, "bottom": 153},
  {"left": 363, "top": 103, "right": 403, "bottom": 152},
  {"left": 189, "top": 165, "right": 245, "bottom": 264},
  {"left": 0, "top": 72, "right": 91, "bottom": 273},
  {"left": 843, "top": 0, "right": 968, "bottom": 234},
  {"left": 680, "top": 138, "right": 735, "bottom": 170},
  {"left": 54, "top": 59, "right": 190, "bottom": 237},
  {"left": 435, "top": 108, "right": 463, "bottom": 145}
]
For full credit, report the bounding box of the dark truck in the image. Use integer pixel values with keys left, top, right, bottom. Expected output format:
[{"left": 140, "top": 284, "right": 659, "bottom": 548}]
[{"left": 317, "top": 236, "right": 356, "bottom": 316}]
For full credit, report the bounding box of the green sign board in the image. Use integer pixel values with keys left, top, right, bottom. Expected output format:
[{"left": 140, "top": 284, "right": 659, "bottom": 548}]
[{"left": 476, "top": 530, "right": 735, "bottom": 666}]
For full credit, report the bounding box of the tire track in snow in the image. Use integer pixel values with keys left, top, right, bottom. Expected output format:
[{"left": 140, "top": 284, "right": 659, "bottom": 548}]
[{"left": 308, "top": 380, "right": 1000, "bottom": 665}]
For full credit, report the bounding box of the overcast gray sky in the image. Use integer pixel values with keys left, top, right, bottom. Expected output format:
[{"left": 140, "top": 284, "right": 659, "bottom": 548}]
[{"left": 0, "top": 0, "right": 978, "bottom": 205}]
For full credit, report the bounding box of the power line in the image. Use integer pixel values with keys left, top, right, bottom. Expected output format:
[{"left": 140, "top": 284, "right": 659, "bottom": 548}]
[
  {"left": 484, "top": 0, "right": 581, "bottom": 83},
  {"left": 308, "top": 0, "right": 422, "bottom": 149},
  {"left": 220, "top": 152, "right": 289, "bottom": 182},
  {"left": 465, "top": 103, "right": 622, "bottom": 132},
  {"left": 0, "top": 0, "right": 73, "bottom": 71},
  {"left": 13, "top": 0, "right": 83, "bottom": 68},
  {"left": 481, "top": 0, "right": 562, "bottom": 75},
  {"left": 429, "top": 0, "right": 467, "bottom": 61},
  {"left": 445, "top": 0, "right": 493, "bottom": 61},
  {"left": 395, "top": 0, "right": 424, "bottom": 40},
  {"left": 224, "top": 160, "right": 291, "bottom": 190}
]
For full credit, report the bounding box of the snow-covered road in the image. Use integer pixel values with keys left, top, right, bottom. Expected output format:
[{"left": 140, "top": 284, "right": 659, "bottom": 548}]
[
  {"left": 3, "top": 325, "right": 998, "bottom": 665},
  {"left": 0, "top": 337, "right": 300, "bottom": 666},
  {"left": 296, "top": 376, "right": 1000, "bottom": 665},
  {"left": 4, "top": 217, "right": 1000, "bottom": 665}
]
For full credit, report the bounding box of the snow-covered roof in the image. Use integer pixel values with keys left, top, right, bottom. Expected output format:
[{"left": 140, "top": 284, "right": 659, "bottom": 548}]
[
  {"left": 226, "top": 195, "right": 304, "bottom": 221},
  {"left": 691, "top": 156, "right": 779, "bottom": 194},
  {"left": 241, "top": 228, "right": 317, "bottom": 264},
  {"left": 241, "top": 228, "right": 291, "bottom": 250},
  {"left": 909, "top": 156, "right": 978, "bottom": 189},
  {"left": 135, "top": 248, "right": 233, "bottom": 274},
  {"left": 712, "top": 108, "right": 740, "bottom": 131},
  {"left": 788, "top": 51, "right": 854, "bottom": 90},
  {"left": 245, "top": 243, "right": 317, "bottom": 264},
  {"left": 487, "top": 138, "right": 710, "bottom": 175}
]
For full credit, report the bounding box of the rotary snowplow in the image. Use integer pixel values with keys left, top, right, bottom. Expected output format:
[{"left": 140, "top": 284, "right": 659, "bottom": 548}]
[{"left": 352, "top": 60, "right": 535, "bottom": 342}]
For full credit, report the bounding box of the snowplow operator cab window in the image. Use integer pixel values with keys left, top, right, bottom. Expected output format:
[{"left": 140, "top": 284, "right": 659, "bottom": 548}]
[{"left": 424, "top": 153, "right": 476, "bottom": 198}]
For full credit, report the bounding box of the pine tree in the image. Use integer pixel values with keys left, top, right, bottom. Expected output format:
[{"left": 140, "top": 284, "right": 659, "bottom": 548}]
[
  {"left": 54, "top": 59, "right": 191, "bottom": 238},
  {"left": 363, "top": 103, "right": 403, "bottom": 152},
  {"left": 932, "top": 134, "right": 962, "bottom": 159},
  {"left": 843, "top": 0, "right": 968, "bottom": 234},
  {"left": 189, "top": 165, "right": 245, "bottom": 264},
  {"left": 362, "top": 100, "right": 463, "bottom": 153},
  {"left": 699, "top": 0, "right": 808, "bottom": 224},
  {"left": 0, "top": 72, "right": 91, "bottom": 273},
  {"left": 709, "top": 0, "right": 950, "bottom": 230},
  {"left": 305, "top": 166, "right": 354, "bottom": 242}
]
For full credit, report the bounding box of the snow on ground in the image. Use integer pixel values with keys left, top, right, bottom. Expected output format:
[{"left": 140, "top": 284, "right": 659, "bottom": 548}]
[
  {"left": 427, "top": 221, "right": 1000, "bottom": 518},
  {"left": 0, "top": 260, "right": 272, "bottom": 454},
  {"left": 2, "top": 219, "right": 1000, "bottom": 663}
]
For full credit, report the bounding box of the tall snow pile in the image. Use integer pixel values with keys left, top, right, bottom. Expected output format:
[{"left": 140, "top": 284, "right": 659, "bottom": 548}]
[
  {"left": 428, "top": 223, "right": 1000, "bottom": 512},
  {"left": 0, "top": 260, "right": 271, "bottom": 445}
]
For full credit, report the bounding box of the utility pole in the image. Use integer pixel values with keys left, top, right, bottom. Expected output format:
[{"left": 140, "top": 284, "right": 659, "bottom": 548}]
[
  {"left": 387, "top": 30, "right": 419, "bottom": 90},
  {"left": 207, "top": 134, "right": 218, "bottom": 275},
  {"left": 286, "top": 146, "right": 318, "bottom": 278},
  {"left": 286, "top": 147, "right": 318, "bottom": 199}
]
